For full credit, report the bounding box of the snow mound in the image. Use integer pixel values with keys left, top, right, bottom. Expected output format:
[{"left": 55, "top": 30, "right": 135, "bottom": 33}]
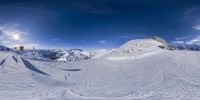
[
  {"left": 120, "top": 38, "right": 163, "bottom": 50},
  {"left": 90, "top": 49, "right": 115, "bottom": 59},
  {"left": 107, "top": 39, "right": 164, "bottom": 60}
]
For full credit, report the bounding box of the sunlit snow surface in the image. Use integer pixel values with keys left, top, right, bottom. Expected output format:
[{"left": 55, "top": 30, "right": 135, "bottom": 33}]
[{"left": 1, "top": 39, "right": 200, "bottom": 99}]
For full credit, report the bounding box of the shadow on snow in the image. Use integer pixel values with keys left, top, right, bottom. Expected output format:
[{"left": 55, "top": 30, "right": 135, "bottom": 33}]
[
  {"left": 21, "top": 57, "right": 49, "bottom": 76},
  {"left": 60, "top": 68, "right": 81, "bottom": 71},
  {"left": 12, "top": 56, "right": 18, "bottom": 63},
  {"left": 0, "top": 59, "right": 6, "bottom": 66}
]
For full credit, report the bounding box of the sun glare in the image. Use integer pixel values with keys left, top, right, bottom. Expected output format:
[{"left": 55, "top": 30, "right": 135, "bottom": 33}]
[{"left": 13, "top": 34, "right": 20, "bottom": 40}]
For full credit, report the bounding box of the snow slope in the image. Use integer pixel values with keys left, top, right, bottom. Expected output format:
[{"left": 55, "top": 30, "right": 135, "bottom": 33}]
[{"left": 1, "top": 39, "right": 200, "bottom": 99}]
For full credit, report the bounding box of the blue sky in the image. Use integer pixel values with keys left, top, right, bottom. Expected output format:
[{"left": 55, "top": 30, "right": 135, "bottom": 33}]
[{"left": 0, "top": 0, "right": 200, "bottom": 49}]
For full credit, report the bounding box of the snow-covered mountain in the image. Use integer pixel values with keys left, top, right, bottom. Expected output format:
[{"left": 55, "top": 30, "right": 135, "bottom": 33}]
[
  {"left": 57, "top": 49, "right": 91, "bottom": 62},
  {"left": 173, "top": 43, "right": 200, "bottom": 51},
  {"left": 23, "top": 39, "right": 163, "bottom": 62},
  {"left": 23, "top": 48, "right": 114, "bottom": 62},
  {"left": 0, "top": 45, "right": 10, "bottom": 51},
  {"left": 90, "top": 49, "right": 115, "bottom": 59},
  {"left": 0, "top": 45, "right": 6, "bottom": 50},
  {"left": 23, "top": 49, "right": 90, "bottom": 61}
]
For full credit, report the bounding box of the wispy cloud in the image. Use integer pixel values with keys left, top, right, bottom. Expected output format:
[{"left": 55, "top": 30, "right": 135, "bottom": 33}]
[
  {"left": 171, "top": 35, "right": 197, "bottom": 45},
  {"left": 171, "top": 35, "right": 200, "bottom": 45},
  {"left": 0, "top": 23, "right": 29, "bottom": 47},
  {"left": 182, "top": 7, "right": 200, "bottom": 21},
  {"left": 68, "top": 2, "right": 114, "bottom": 14},
  {"left": 0, "top": 5, "right": 59, "bottom": 16},
  {"left": 184, "top": 7, "right": 200, "bottom": 15},
  {"left": 117, "top": 35, "right": 133, "bottom": 39},
  {"left": 1, "top": 40, "right": 10, "bottom": 44},
  {"left": 98, "top": 40, "right": 107, "bottom": 44},
  {"left": 186, "top": 38, "right": 200, "bottom": 45},
  {"left": 13, "top": 43, "right": 40, "bottom": 49},
  {"left": 172, "top": 40, "right": 185, "bottom": 44},
  {"left": 116, "top": 34, "right": 146, "bottom": 39},
  {"left": 181, "top": 7, "right": 200, "bottom": 31},
  {"left": 81, "top": 40, "right": 86, "bottom": 43},
  {"left": 84, "top": 5, "right": 114, "bottom": 14},
  {"left": 51, "top": 38, "right": 60, "bottom": 42},
  {"left": 192, "top": 24, "right": 200, "bottom": 30},
  {"left": 178, "top": 35, "right": 200, "bottom": 45},
  {"left": 174, "top": 36, "right": 192, "bottom": 41}
]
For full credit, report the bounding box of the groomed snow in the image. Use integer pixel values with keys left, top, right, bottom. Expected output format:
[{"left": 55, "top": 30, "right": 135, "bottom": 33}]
[{"left": 0, "top": 39, "right": 200, "bottom": 99}]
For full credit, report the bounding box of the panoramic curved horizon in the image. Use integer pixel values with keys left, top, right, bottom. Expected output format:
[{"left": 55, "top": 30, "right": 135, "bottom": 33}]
[
  {"left": 1, "top": 1, "right": 200, "bottom": 100},
  {"left": 0, "top": 0, "right": 200, "bottom": 49}
]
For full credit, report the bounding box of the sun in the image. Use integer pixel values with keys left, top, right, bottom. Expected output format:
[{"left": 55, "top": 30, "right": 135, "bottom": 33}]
[{"left": 13, "top": 34, "right": 20, "bottom": 40}]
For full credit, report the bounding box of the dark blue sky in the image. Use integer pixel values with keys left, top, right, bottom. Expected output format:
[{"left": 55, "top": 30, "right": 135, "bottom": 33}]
[{"left": 0, "top": 0, "right": 200, "bottom": 49}]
